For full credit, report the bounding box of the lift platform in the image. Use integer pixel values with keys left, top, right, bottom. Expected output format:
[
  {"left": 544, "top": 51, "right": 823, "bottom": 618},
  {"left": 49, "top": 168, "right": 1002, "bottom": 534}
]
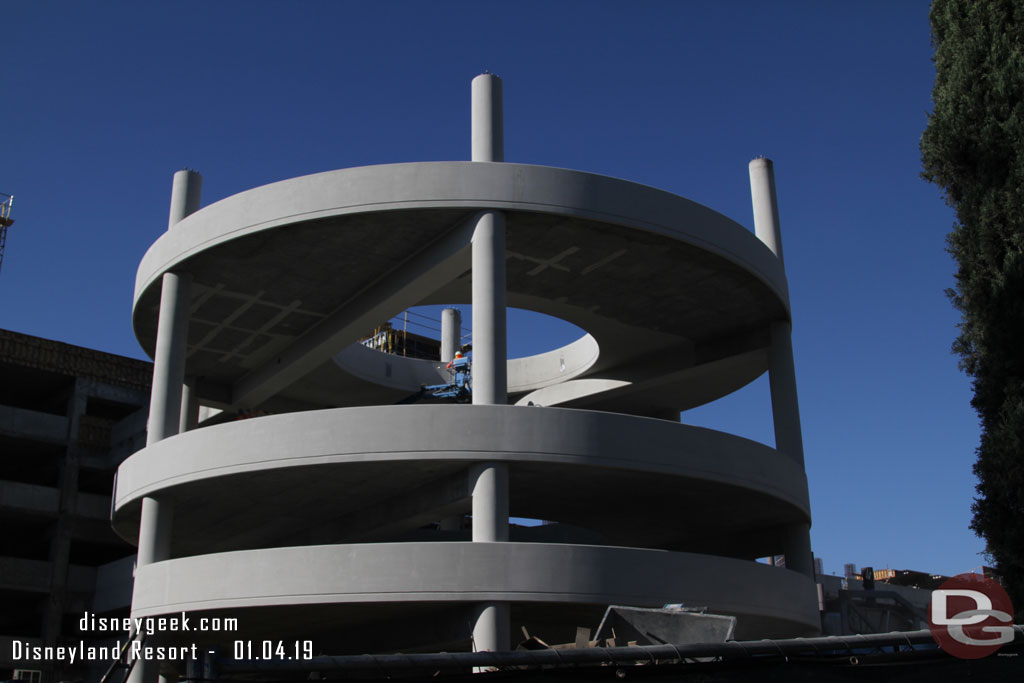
[
  {"left": 0, "top": 193, "right": 14, "bottom": 273},
  {"left": 423, "top": 353, "right": 472, "bottom": 402}
]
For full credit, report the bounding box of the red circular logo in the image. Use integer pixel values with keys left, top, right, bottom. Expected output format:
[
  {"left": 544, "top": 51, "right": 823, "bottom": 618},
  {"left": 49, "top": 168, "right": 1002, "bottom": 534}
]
[{"left": 928, "top": 573, "right": 1015, "bottom": 659}]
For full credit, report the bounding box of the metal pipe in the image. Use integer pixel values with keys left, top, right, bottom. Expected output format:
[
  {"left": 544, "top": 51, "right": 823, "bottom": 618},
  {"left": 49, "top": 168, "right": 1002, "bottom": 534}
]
[{"left": 219, "top": 626, "right": 1024, "bottom": 674}]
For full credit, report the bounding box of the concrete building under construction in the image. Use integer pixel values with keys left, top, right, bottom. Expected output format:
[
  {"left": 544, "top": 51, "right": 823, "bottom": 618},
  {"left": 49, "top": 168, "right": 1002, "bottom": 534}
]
[
  {"left": 109, "top": 74, "right": 819, "bottom": 680},
  {"left": 0, "top": 330, "right": 150, "bottom": 683}
]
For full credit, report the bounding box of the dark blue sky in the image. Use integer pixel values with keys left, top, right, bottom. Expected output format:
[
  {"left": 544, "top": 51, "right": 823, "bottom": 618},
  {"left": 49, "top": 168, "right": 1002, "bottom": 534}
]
[{"left": 3, "top": 1, "right": 981, "bottom": 576}]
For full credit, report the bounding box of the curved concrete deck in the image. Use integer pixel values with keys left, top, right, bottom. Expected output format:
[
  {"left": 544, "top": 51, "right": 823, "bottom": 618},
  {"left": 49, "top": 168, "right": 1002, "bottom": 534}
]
[
  {"left": 112, "top": 405, "right": 809, "bottom": 557},
  {"left": 132, "top": 543, "right": 820, "bottom": 639},
  {"left": 131, "top": 162, "right": 787, "bottom": 413}
]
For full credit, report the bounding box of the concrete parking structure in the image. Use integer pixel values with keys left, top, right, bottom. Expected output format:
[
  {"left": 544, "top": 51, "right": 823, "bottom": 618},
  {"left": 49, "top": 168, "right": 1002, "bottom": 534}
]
[{"left": 115, "top": 75, "right": 818, "bottom": 680}]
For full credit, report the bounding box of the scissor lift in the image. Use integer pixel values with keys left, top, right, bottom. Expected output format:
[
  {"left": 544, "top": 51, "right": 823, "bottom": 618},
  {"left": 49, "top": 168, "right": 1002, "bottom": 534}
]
[{"left": 423, "top": 353, "right": 472, "bottom": 403}]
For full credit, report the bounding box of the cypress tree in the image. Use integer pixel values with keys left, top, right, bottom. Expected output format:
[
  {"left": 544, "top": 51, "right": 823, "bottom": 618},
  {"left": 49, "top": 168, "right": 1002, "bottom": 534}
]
[{"left": 921, "top": 0, "right": 1024, "bottom": 615}]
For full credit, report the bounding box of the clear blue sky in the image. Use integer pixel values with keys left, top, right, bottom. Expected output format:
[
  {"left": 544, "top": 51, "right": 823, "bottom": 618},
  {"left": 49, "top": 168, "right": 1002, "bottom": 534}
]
[{"left": 3, "top": 1, "right": 983, "bottom": 577}]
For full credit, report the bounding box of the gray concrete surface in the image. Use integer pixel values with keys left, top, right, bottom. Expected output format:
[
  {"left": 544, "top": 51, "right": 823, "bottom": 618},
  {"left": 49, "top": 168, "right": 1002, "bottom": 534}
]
[
  {"left": 130, "top": 161, "right": 789, "bottom": 415},
  {"left": 130, "top": 542, "right": 819, "bottom": 639},
  {"left": 119, "top": 76, "right": 817, "bottom": 659}
]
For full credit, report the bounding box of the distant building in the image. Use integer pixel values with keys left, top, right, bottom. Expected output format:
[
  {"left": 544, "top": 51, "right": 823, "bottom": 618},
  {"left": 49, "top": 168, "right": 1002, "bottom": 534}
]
[{"left": 0, "top": 329, "right": 150, "bottom": 683}]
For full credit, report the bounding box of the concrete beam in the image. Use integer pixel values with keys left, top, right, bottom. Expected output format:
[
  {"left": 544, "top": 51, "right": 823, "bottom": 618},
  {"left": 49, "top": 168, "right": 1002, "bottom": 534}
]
[
  {"left": 0, "top": 404, "right": 68, "bottom": 444},
  {"left": 0, "top": 556, "right": 52, "bottom": 592},
  {"left": 0, "top": 480, "right": 59, "bottom": 515},
  {"left": 77, "top": 379, "right": 150, "bottom": 408},
  {"left": 231, "top": 216, "right": 475, "bottom": 408},
  {"left": 76, "top": 491, "right": 112, "bottom": 520},
  {"left": 71, "top": 517, "right": 124, "bottom": 545}
]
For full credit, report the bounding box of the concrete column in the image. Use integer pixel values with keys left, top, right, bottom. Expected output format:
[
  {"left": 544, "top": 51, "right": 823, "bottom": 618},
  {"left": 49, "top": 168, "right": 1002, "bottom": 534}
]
[
  {"left": 470, "top": 73, "right": 510, "bottom": 655},
  {"left": 748, "top": 158, "right": 783, "bottom": 263},
  {"left": 767, "top": 321, "right": 804, "bottom": 465},
  {"left": 439, "top": 308, "right": 464, "bottom": 531},
  {"left": 472, "top": 74, "right": 503, "bottom": 163},
  {"left": 470, "top": 462, "right": 509, "bottom": 542},
  {"left": 749, "top": 158, "right": 814, "bottom": 579},
  {"left": 149, "top": 272, "right": 193, "bottom": 442},
  {"left": 180, "top": 376, "right": 199, "bottom": 433},
  {"left": 768, "top": 321, "right": 813, "bottom": 579},
  {"left": 40, "top": 380, "right": 87, "bottom": 683},
  {"left": 136, "top": 496, "right": 174, "bottom": 566},
  {"left": 471, "top": 212, "right": 507, "bottom": 404},
  {"left": 168, "top": 169, "right": 203, "bottom": 228},
  {"left": 148, "top": 169, "right": 201, "bottom": 443},
  {"left": 783, "top": 521, "right": 814, "bottom": 578},
  {"left": 130, "top": 495, "right": 175, "bottom": 683},
  {"left": 131, "top": 170, "right": 200, "bottom": 683},
  {"left": 747, "top": 158, "right": 803, "bottom": 465},
  {"left": 440, "top": 308, "right": 462, "bottom": 362},
  {"left": 472, "top": 602, "right": 510, "bottom": 657}
]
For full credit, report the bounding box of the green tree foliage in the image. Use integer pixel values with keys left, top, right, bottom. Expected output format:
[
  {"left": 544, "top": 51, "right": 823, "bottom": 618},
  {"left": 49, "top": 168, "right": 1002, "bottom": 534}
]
[{"left": 921, "top": 0, "right": 1024, "bottom": 615}]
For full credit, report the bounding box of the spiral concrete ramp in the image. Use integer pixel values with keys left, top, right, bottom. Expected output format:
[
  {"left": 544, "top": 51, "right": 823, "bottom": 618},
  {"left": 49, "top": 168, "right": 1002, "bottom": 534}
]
[{"left": 115, "top": 76, "right": 817, "bottom": 671}]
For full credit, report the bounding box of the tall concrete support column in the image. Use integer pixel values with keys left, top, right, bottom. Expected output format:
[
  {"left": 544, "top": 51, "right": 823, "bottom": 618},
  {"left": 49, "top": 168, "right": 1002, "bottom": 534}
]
[
  {"left": 767, "top": 321, "right": 804, "bottom": 466},
  {"left": 440, "top": 308, "right": 462, "bottom": 362},
  {"left": 470, "top": 74, "right": 507, "bottom": 406},
  {"left": 766, "top": 321, "right": 812, "bottom": 577},
  {"left": 148, "top": 273, "right": 193, "bottom": 441},
  {"left": 149, "top": 169, "right": 201, "bottom": 444},
  {"left": 748, "top": 158, "right": 804, "bottom": 466},
  {"left": 472, "top": 73, "right": 503, "bottom": 163},
  {"left": 470, "top": 462, "right": 509, "bottom": 542},
  {"left": 136, "top": 496, "right": 174, "bottom": 567},
  {"left": 168, "top": 169, "right": 203, "bottom": 227},
  {"left": 470, "top": 73, "right": 510, "bottom": 655},
  {"left": 132, "top": 170, "right": 200, "bottom": 683},
  {"left": 471, "top": 602, "right": 510, "bottom": 658},
  {"left": 132, "top": 495, "right": 176, "bottom": 683},
  {"left": 783, "top": 520, "right": 814, "bottom": 578},
  {"left": 439, "top": 308, "right": 465, "bottom": 531},
  {"left": 749, "top": 158, "right": 783, "bottom": 263},
  {"left": 470, "top": 212, "right": 507, "bottom": 404},
  {"left": 749, "top": 158, "right": 813, "bottom": 579}
]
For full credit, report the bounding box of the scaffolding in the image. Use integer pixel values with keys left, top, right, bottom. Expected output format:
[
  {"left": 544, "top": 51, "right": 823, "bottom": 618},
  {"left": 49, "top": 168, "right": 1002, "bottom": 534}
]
[{"left": 0, "top": 193, "right": 14, "bottom": 273}]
